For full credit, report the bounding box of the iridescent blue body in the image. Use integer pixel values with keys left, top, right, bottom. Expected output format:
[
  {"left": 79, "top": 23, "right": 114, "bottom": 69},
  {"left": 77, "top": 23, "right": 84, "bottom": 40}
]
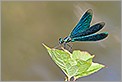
[{"left": 58, "top": 9, "right": 108, "bottom": 47}]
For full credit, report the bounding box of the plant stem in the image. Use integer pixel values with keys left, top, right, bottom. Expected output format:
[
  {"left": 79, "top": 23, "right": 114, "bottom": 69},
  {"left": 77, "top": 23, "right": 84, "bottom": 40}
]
[
  {"left": 67, "top": 77, "right": 70, "bottom": 81},
  {"left": 73, "top": 77, "right": 76, "bottom": 81}
]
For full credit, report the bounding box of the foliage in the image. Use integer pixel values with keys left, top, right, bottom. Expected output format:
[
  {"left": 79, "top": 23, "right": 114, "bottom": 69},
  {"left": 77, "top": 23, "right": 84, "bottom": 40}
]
[{"left": 43, "top": 44, "right": 104, "bottom": 81}]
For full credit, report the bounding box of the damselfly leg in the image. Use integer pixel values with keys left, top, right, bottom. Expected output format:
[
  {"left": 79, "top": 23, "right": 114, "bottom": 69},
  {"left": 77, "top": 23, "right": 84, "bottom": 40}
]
[{"left": 64, "top": 43, "right": 73, "bottom": 53}]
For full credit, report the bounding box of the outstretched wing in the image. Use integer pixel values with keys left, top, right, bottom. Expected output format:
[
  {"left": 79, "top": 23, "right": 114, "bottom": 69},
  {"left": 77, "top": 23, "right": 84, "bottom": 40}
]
[
  {"left": 71, "top": 32, "right": 108, "bottom": 42},
  {"left": 71, "top": 22, "right": 105, "bottom": 38},
  {"left": 70, "top": 9, "right": 93, "bottom": 37}
]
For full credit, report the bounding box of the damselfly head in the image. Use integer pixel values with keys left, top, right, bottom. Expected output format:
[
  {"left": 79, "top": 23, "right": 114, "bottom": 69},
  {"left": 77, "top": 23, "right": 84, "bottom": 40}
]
[{"left": 59, "top": 38, "right": 64, "bottom": 44}]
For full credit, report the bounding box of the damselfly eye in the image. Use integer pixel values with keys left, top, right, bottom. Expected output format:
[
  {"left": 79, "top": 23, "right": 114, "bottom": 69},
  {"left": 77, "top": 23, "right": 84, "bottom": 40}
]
[{"left": 59, "top": 38, "right": 64, "bottom": 44}]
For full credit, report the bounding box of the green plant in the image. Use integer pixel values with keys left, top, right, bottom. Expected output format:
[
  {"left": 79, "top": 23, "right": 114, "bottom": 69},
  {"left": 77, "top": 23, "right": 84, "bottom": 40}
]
[{"left": 43, "top": 44, "right": 105, "bottom": 81}]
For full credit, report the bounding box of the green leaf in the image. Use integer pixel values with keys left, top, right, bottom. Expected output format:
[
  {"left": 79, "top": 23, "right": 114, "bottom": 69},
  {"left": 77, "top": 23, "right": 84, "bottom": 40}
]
[
  {"left": 74, "top": 62, "right": 105, "bottom": 79},
  {"left": 74, "top": 58, "right": 92, "bottom": 77},
  {"left": 43, "top": 44, "right": 77, "bottom": 78},
  {"left": 72, "top": 50, "right": 94, "bottom": 61},
  {"left": 66, "top": 63, "right": 78, "bottom": 77},
  {"left": 43, "top": 44, "right": 105, "bottom": 81},
  {"left": 43, "top": 44, "right": 70, "bottom": 76}
]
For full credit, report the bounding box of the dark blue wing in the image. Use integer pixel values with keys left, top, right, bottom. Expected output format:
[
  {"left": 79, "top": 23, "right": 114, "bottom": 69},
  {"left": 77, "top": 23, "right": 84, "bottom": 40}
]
[
  {"left": 71, "top": 22, "right": 105, "bottom": 38},
  {"left": 70, "top": 9, "right": 93, "bottom": 37},
  {"left": 71, "top": 32, "right": 108, "bottom": 42}
]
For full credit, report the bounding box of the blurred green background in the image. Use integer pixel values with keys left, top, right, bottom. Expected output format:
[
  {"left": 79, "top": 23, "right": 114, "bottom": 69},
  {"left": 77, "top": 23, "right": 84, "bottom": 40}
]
[{"left": 1, "top": 1, "right": 121, "bottom": 81}]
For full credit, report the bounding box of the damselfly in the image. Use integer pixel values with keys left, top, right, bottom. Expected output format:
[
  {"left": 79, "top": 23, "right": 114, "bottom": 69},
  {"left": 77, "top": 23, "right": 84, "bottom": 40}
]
[{"left": 55, "top": 9, "right": 108, "bottom": 50}]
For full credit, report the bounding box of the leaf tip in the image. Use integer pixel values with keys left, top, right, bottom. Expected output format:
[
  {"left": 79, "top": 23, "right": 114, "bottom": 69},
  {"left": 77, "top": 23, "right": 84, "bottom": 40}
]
[
  {"left": 42, "top": 43, "right": 51, "bottom": 50},
  {"left": 92, "top": 55, "right": 95, "bottom": 58},
  {"left": 103, "top": 64, "right": 107, "bottom": 68}
]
